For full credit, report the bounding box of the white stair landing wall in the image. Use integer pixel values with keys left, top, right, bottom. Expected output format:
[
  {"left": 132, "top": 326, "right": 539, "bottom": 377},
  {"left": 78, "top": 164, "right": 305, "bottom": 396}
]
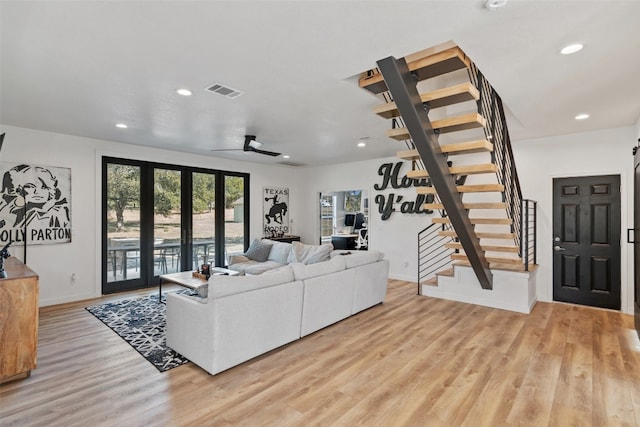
[{"left": 421, "top": 266, "right": 537, "bottom": 314}]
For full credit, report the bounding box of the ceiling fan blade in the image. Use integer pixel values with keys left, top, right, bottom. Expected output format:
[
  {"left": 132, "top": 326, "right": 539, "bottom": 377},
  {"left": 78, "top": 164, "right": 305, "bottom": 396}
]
[
  {"left": 211, "top": 135, "right": 279, "bottom": 156},
  {"left": 252, "top": 147, "right": 281, "bottom": 157}
]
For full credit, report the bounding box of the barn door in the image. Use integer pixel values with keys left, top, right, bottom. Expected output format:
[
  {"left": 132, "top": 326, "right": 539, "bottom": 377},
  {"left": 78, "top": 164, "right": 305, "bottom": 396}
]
[{"left": 632, "top": 147, "right": 640, "bottom": 336}]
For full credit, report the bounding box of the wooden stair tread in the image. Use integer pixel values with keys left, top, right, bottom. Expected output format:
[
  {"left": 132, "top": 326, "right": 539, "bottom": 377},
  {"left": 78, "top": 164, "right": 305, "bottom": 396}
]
[
  {"left": 423, "top": 202, "right": 507, "bottom": 210},
  {"left": 388, "top": 113, "right": 486, "bottom": 140},
  {"left": 444, "top": 242, "right": 519, "bottom": 253},
  {"left": 438, "top": 230, "right": 516, "bottom": 240},
  {"left": 396, "top": 140, "right": 493, "bottom": 161},
  {"left": 416, "top": 183, "right": 504, "bottom": 194},
  {"left": 359, "top": 44, "right": 470, "bottom": 94},
  {"left": 406, "top": 163, "right": 497, "bottom": 179},
  {"left": 453, "top": 260, "right": 530, "bottom": 273},
  {"left": 440, "top": 140, "right": 494, "bottom": 154},
  {"left": 451, "top": 253, "right": 522, "bottom": 265},
  {"left": 374, "top": 83, "right": 479, "bottom": 118},
  {"left": 433, "top": 217, "right": 512, "bottom": 225}
]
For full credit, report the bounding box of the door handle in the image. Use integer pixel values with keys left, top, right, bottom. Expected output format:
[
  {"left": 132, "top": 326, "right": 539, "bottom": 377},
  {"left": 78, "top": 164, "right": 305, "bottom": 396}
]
[
  {"left": 554, "top": 246, "right": 566, "bottom": 252},
  {"left": 628, "top": 228, "right": 635, "bottom": 243}
]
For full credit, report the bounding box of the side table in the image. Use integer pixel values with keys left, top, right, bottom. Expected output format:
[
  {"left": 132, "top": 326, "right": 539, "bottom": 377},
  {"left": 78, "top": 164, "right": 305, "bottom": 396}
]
[{"left": 265, "top": 235, "right": 301, "bottom": 243}]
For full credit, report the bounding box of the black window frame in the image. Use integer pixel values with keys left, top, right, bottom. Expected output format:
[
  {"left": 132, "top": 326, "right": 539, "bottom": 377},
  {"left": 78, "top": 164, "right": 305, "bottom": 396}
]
[{"left": 102, "top": 156, "right": 250, "bottom": 294}]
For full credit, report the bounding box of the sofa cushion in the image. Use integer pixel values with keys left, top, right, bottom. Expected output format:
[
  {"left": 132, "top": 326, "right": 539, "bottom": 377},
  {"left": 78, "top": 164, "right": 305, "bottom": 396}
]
[
  {"left": 291, "top": 255, "right": 346, "bottom": 280},
  {"left": 242, "top": 262, "right": 286, "bottom": 275},
  {"left": 264, "top": 240, "right": 293, "bottom": 264},
  {"left": 344, "top": 251, "right": 384, "bottom": 268},
  {"left": 229, "top": 260, "right": 283, "bottom": 275},
  {"left": 288, "top": 241, "right": 333, "bottom": 265},
  {"left": 244, "top": 238, "right": 273, "bottom": 262},
  {"left": 210, "top": 265, "right": 294, "bottom": 299}
]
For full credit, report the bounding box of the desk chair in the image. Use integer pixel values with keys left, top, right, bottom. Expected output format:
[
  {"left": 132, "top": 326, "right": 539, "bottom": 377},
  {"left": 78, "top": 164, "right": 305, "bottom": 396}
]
[{"left": 357, "top": 228, "right": 368, "bottom": 250}]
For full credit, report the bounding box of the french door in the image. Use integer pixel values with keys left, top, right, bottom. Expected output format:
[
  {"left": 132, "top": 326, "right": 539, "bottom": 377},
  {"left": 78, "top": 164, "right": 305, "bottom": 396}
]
[{"left": 102, "top": 157, "right": 249, "bottom": 294}]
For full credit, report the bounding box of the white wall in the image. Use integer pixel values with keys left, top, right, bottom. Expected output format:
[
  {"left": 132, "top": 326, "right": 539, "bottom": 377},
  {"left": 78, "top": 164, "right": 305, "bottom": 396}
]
[
  {"left": 301, "top": 157, "right": 438, "bottom": 282},
  {"left": 513, "top": 126, "right": 636, "bottom": 313},
  {"left": 0, "top": 125, "right": 306, "bottom": 306}
]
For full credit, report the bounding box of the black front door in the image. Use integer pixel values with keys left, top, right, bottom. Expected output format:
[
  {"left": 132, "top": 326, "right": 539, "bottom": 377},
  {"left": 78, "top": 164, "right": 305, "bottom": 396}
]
[{"left": 553, "top": 175, "right": 621, "bottom": 309}]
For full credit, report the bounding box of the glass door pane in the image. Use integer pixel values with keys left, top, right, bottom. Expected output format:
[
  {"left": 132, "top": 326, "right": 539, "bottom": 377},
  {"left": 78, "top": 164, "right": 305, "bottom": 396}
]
[
  {"left": 106, "top": 163, "right": 141, "bottom": 284},
  {"left": 153, "top": 168, "right": 182, "bottom": 275},
  {"left": 192, "top": 172, "right": 215, "bottom": 269},
  {"left": 224, "top": 175, "right": 245, "bottom": 265}
]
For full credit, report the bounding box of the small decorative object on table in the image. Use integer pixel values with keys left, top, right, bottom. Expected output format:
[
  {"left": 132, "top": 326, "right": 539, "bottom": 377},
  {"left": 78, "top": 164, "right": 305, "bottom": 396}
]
[
  {"left": 200, "top": 264, "right": 210, "bottom": 278},
  {"left": 0, "top": 241, "right": 12, "bottom": 279},
  {"left": 192, "top": 271, "right": 208, "bottom": 280}
]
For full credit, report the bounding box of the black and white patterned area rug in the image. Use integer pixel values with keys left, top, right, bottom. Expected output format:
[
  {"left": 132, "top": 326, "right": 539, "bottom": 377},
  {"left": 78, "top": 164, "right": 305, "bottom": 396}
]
[{"left": 86, "top": 291, "right": 194, "bottom": 372}]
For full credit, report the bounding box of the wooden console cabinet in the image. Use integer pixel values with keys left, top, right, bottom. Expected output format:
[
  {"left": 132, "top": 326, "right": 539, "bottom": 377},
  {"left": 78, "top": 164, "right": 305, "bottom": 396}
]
[{"left": 0, "top": 257, "right": 39, "bottom": 384}]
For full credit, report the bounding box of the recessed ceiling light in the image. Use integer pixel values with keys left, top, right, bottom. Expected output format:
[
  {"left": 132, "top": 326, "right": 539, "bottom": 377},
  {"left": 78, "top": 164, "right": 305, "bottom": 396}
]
[
  {"left": 115, "top": 123, "right": 128, "bottom": 129},
  {"left": 176, "top": 88, "right": 192, "bottom": 96},
  {"left": 283, "top": 155, "right": 290, "bottom": 159},
  {"left": 357, "top": 142, "right": 366, "bottom": 148},
  {"left": 575, "top": 113, "right": 590, "bottom": 120},
  {"left": 561, "top": 44, "right": 584, "bottom": 55},
  {"left": 485, "top": 0, "right": 507, "bottom": 10}
]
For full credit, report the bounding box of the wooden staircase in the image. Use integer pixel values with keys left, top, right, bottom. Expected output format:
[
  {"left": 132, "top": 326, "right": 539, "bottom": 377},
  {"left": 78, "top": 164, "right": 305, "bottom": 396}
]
[{"left": 359, "top": 41, "right": 536, "bottom": 292}]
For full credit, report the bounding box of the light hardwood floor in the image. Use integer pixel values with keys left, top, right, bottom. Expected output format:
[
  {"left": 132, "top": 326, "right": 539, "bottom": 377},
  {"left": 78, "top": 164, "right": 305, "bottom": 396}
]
[{"left": 1, "top": 280, "right": 639, "bottom": 426}]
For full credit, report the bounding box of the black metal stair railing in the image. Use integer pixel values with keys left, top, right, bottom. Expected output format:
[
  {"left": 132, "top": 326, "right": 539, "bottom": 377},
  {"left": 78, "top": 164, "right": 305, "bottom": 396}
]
[
  {"left": 468, "top": 63, "right": 538, "bottom": 271},
  {"left": 467, "top": 62, "right": 524, "bottom": 255},
  {"left": 521, "top": 199, "right": 537, "bottom": 271},
  {"left": 417, "top": 222, "right": 455, "bottom": 295}
]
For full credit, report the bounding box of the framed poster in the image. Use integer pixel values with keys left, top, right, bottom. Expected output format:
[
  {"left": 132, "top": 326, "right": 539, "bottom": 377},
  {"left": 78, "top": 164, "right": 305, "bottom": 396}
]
[
  {"left": 0, "top": 163, "right": 72, "bottom": 246},
  {"left": 263, "top": 187, "right": 289, "bottom": 238}
]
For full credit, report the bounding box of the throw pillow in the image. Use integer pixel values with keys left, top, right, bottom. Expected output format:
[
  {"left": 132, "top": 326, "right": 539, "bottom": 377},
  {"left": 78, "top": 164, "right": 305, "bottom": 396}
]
[
  {"left": 266, "top": 241, "right": 293, "bottom": 264},
  {"left": 244, "top": 238, "right": 273, "bottom": 262}
]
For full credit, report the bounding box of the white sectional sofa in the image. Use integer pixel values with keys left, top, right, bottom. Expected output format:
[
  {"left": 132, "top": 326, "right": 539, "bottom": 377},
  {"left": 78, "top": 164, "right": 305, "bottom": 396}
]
[{"left": 166, "top": 249, "right": 388, "bottom": 375}]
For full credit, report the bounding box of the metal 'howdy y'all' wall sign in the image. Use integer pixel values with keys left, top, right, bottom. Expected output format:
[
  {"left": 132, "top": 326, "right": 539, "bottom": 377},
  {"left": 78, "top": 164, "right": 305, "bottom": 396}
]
[{"left": 374, "top": 162, "right": 434, "bottom": 220}]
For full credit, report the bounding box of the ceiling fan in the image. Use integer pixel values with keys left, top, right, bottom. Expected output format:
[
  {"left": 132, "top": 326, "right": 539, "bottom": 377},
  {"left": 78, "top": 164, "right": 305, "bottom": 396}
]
[{"left": 210, "top": 135, "right": 281, "bottom": 157}]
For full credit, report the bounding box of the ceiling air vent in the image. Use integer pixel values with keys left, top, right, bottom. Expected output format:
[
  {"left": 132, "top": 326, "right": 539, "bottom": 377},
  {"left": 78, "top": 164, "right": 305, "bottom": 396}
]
[
  {"left": 277, "top": 161, "right": 306, "bottom": 167},
  {"left": 205, "top": 83, "right": 244, "bottom": 99}
]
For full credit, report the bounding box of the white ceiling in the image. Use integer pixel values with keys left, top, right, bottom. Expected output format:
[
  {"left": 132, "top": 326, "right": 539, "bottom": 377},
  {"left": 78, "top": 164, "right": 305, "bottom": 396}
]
[{"left": 2, "top": 0, "right": 639, "bottom": 167}]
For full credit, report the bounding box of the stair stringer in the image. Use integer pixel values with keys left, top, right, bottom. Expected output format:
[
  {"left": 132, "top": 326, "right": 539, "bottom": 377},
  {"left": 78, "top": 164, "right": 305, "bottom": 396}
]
[{"left": 421, "top": 264, "right": 537, "bottom": 314}]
